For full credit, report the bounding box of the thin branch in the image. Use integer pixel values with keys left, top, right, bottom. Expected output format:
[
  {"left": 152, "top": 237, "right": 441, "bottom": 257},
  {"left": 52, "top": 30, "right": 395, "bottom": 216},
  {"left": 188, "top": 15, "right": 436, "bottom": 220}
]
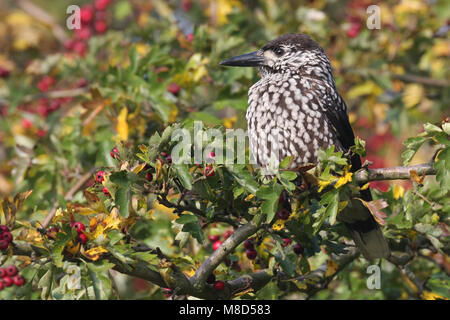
[
  {"left": 17, "top": 0, "right": 68, "bottom": 44},
  {"left": 41, "top": 167, "right": 97, "bottom": 229},
  {"left": 354, "top": 163, "right": 436, "bottom": 184},
  {"left": 190, "top": 221, "right": 260, "bottom": 292},
  {"left": 391, "top": 73, "right": 449, "bottom": 88}
]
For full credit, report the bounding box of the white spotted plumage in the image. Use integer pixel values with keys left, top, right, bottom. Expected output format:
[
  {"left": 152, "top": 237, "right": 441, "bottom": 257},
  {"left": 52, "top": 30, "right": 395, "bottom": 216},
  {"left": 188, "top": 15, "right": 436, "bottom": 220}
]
[{"left": 246, "top": 36, "right": 344, "bottom": 169}]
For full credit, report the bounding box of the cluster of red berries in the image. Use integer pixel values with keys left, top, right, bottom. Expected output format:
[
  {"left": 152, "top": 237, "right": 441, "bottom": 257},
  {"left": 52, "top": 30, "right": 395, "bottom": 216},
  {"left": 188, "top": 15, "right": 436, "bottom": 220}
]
[
  {"left": 46, "top": 222, "right": 88, "bottom": 244},
  {"left": 208, "top": 228, "right": 233, "bottom": 252},
  {"left": 0, "top": 225, "right": 13, "bottom": 251},
  {"left": 64, "top": 0, "right": 112, "bottom": 56},
  {"left": 70, "top": 222, "right": 88, "bottom": 244},
  {"left": 205, "top": 273, "right": 225, "bottom": 291},
  {"left": 0, "top": 265, "right": 25, "bottom": 291},
  {"left": 100, "top": 146, "right": 120, "bottom": 197},
  {"left": 243, "top": 238, "right": 258, "bottom": 260}
]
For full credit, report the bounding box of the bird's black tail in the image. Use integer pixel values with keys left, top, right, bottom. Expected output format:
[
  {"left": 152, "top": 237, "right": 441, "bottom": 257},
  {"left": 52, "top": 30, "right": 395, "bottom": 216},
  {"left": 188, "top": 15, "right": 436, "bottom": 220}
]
[{"left": 339, "top": 188, "right": 391, "bottom": 260}]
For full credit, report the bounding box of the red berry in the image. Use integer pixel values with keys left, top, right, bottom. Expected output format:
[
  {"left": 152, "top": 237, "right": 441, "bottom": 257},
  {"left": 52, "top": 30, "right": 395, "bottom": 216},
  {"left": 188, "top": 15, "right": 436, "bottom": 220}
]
[
  {"left": 110, "top": 147, "right": 119, "bottom": 159},
  {"left": 21, "top": 118, "right": 32, "bottom": 129},
  {"left": 6, "top": 265, "right": 18, "bottom": 277},
  {"left": 75, "top": 27, "right": 91, "bottom": 40},
  {"left": 145, "top": 172, "right": 153, "bottom": 182},
  {"left": 186, "top": 33, "right": 194, "bottom": 42},
  {"left": 95, "top": 0, "right": 111, "bottom": 11},
  {"left": 80, "top": 5, "right": 94, "bottom": 24},
  {"left": 277, "top": 209, "right": 290, "bottom": 220},
  {"left": 167, "top": 83, "right": 181, "bottom": 95},
  {"left": 103, "top": 186, "right": 111, "bottom": 197},
  {"left": 246, "top": 249, "right": 257, "bottom": 260},
  {"left": 223, "top": 230, "right": 233, "bottom": 240},
  {"left": 163, "top": 288, "right": 172, "bottom": 297},
  {"left": 0, "top": 281, "right": 3, "bottom": 291},
  {"left": 206, "top": 274, "right": 216, "bottom": 284},
  {"left": 243, "top": 239, "right": 254, "bottom": 250},
  {"left": 73, "top": 41, "right": 87, "bottom": 56},
  {"left": 347, "top": 23, "right": 361, "bottom": 38},
  {"left": 1, "top": 231, "right": 13, "bottom": 243},
  {"left": 282, "top": 238, "right": 291, "bottom": 247},
  {"left": 165, "top": 154, "right": 172, "bottom": 164},
  {"left": 78, "top": 233, "right": 88, "bottom": 244},
  {"left": 94, "top": 20, "right": 108, "bottom": 34},
  {"left": 203, "top": 165, "right": 214, "bottom": 177},
  {"left": 37, "top": 76, "right": 54, "bottom": 92},
  {"left": 77, "top": 78, "right": 88, "bottom": 87},
  {"left": 293, "top": 243, "right": 304, "bottom": 255},
  {"left": 0, "top": 268, "right": 6, "bottom": 278},
  {"left": 212, "top": 240, "right": 222, "bottom": 251},
  {"left": 0, "top": 225, "right": 9, "bottom": 234},
  {"left": 72, "top": 222, "right": 86, "bottom": 234},
  {"left": 208, "top": 235, "right": 220, "bottom": 243},
  {"left": 12, "top": 275, "right": 25, "bottom": 286},
  {"left": 96, "top": 171, "right": 106, "bottom": 183},
  {"left": 213, "top": 280, "right": 225, "bottom": 291},
  {"left": 181, "top": 0, "right": 192, "bottom": 11},
  {"left": 37, "top": 129, "right": 47, "bottom": 138},
  {"left": 0, "top": 67, "right": 10, "bottom": 78},
  {"left": 2, "top": 276, "right": 13, "bottom": 287}
]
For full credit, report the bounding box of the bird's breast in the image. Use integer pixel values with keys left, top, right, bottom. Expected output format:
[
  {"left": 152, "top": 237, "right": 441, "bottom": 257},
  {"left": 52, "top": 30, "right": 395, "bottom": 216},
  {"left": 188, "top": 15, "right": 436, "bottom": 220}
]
[{"left": 246, "top": 76, "right": 339, "bottom": 170}]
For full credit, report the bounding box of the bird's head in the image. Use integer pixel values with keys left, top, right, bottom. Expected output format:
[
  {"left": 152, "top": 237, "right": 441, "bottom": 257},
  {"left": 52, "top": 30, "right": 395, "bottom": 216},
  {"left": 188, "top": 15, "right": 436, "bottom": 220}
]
[{"left": 220, "top": 34, "right": 331, "bottom": 79}]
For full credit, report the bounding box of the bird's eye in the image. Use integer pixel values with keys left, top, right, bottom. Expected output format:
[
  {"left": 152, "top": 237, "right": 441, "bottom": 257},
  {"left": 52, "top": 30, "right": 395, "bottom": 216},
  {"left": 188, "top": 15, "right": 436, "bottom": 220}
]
[{"left": 274, "top": 47, "right": 284, "bottom": 56}]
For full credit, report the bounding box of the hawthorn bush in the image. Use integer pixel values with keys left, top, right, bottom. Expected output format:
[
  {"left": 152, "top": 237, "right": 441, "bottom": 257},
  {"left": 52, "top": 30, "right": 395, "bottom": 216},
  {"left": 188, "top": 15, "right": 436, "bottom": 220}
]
[{"left": 0, "top": 0, "right": 448, "bottom": 300}]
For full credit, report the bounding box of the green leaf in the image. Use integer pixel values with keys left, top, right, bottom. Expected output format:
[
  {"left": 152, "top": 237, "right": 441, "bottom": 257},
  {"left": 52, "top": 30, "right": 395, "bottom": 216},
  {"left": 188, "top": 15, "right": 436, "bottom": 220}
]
[
  {"left": 257, "top": 184, "right": 283, "bottom": 223},
  {"left": 175, "top": 213, "right": 198, "bottom": 224},
  {"left": 87, "top": 262, "right": 114, "bottom": 300},
  {"left": 174, "top": 164, "right": 193, "bottom": 190},
  {"left": 230, "top": 169, "right": 259, "bottom": 195},
  {"left": 182, "top": 221, "right": 204, "bottom": 244},
  {"left": 114, "top": 187, "right": 130, "bottom": 218},
  {"left": 37, "top": 264, "right": 54, "bottom": 300},
  {"left": 401, "top": 136, "right": 428, "bottom": 165}
]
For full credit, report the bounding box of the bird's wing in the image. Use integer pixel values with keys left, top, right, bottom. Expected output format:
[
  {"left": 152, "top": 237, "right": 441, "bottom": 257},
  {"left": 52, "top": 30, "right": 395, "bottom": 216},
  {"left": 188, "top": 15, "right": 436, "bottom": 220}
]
[{"left": 318, "top": 86, "right": 363, "bottom": 172}]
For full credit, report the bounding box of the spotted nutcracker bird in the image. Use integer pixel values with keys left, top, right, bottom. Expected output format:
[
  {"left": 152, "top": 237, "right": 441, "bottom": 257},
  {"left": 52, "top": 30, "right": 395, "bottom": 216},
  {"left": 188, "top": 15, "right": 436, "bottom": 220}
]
[{"left": 220, "top": 34, "right": 390, "bottom": 260}]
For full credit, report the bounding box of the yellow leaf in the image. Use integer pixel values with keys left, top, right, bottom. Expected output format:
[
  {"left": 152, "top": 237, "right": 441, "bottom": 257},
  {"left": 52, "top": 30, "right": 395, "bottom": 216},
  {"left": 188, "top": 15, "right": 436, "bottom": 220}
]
[
  {"left": 402, "top": 84, "right": 424, "bottom": 109},
  {"left": 206, "top": 0, "right": 243, "bottom": 25},
  {"left": 410, "top": 170, "right": 425, "bottom": 184},
  {"left": 244, "top": 194, "right": 255, "bottom": 201},
  {"left": 318, "top": 179, "right": 332, "bottom": 192},
  {"left": 132, "top": 163, "right": 147, "bottom": 174},
  {"left": 84, "top": 246, "right": 108, "bottom": 261},
  {"left": 117, "top": 107, "right": 129, "bottom": 141},
  {"left": 272, "top": 219, "right": 285, "bottom": 231},
  {"left": 183, "top": 268, "right": 196, "bottom": 277},
  {"left": 334, "top": 167, "right": 353, "bottom": 189},
  {"left": 223, "top": 116, "right": 238, "bottom": 129},
  {"left": 347, "top": 81, "right": 383, "bottom": 99},
  {"left": 360, "top": 183, "right": 370, "bottom": 190},
  {"left": 421, "top": 291, "right": 448, "bottom": 300},
  {"left": 65, "top": 241, "right": 81, "bottom": 255},
  {"left": 325, "top": 260, "right": 338, "bottom": 277},
  {"left": 393, "top": 185, "right": 405, "bottom": 199}
]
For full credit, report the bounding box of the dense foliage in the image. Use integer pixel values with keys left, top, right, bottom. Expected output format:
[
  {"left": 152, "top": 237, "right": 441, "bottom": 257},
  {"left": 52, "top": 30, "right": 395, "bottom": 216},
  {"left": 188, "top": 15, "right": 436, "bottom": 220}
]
[{"left": 0, "top": 0, "right": 448, "bottom": 300}]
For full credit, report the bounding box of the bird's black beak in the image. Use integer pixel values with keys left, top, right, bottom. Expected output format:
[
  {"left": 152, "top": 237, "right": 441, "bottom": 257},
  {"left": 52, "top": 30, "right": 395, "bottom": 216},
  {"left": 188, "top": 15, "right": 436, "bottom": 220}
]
[{"left": 219, "top": 51, "right": 264, "bottom": 67}]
